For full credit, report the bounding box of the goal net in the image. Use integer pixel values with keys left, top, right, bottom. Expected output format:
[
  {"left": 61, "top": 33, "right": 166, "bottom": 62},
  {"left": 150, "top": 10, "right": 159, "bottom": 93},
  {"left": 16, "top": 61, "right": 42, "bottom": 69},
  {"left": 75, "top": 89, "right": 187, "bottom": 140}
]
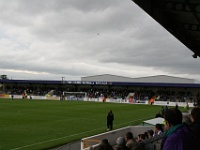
[{"left": 63, "top": 92, "right": 88, "bottom": 101}]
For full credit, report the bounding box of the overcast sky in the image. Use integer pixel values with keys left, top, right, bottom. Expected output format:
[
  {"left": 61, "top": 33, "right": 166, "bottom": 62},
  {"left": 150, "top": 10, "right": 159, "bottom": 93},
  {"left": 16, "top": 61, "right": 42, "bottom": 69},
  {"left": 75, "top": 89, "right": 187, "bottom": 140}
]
[{"left": 0, "top": 0, "right": 199, "bottom": 81}]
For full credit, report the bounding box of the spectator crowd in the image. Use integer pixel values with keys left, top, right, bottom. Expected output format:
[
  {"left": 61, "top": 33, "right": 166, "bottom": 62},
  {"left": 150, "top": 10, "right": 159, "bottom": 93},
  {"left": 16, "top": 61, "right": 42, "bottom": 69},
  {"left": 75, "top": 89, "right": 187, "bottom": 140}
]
[
  {"left": 1, "top": 85, "right": 199, "bottom": 103},
  {"left": 88, "top": 106, "right": 200, "bottom": 150}
]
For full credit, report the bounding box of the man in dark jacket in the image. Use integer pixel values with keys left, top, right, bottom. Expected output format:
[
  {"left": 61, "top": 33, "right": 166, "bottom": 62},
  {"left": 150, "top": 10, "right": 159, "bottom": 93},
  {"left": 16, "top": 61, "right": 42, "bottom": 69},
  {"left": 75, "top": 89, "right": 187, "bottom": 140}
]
[
  {"left": 190, "top": 106, "right": 200, "bottom": 149},
  {"left": 161, "top": 108, "right": 197, "bottom": 150},
  {"left": 107, "top": 110, "right": 114, "bottom": 130}
]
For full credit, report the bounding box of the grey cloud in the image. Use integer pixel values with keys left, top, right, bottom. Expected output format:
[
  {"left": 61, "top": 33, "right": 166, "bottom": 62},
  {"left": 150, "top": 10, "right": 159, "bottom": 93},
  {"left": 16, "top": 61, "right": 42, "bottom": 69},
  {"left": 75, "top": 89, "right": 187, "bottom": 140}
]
[{"left": 0, "top": 0, "right": 199, "bottom": 81}]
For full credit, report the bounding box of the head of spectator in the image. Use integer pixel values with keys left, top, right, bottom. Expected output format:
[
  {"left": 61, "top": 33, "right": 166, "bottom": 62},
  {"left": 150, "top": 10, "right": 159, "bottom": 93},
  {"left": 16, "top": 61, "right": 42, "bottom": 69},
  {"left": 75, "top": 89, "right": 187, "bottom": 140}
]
[
  {"left": 143, "top": 131, "right": 148, "bottom": 139},
  {"left": 116, "top": 137, "right": 128, "bottom": 149},
  {"left": 99, "top": 138, "right": 112, "bottom": 150},
  {"left": 100, "top": 139, "right": 109, "bottom": 145},
  {"left": 190, "top": 107, "right": 200, "bottom": 123},
  {"left": 116, "top": 137, "right": 125, "bottom": 147},
  {"left": 137, "top": 134, "right": 145, "bottom": 142},
  {"left": 94, "top": 143, "right": 113, "bottom": 150},
  {"left": 125, "top": 132, "right": 137, "bottom": 149},
  {"left": 164, "top": 108, "right": 182, "bottom": 132},
  {"left": 154, "top": 123, "right": 163, "bottom": 136},
  {"left": 125, "top": 132, "right": 133, "bottom": 141},
  {"left": 147, "top": 129, "right": 154, "bottom": 138}
]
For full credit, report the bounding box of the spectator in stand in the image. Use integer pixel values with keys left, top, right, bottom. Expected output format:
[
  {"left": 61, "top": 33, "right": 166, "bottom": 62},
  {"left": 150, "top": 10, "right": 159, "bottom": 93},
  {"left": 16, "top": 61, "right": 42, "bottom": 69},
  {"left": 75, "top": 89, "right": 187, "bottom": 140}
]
[
  {"left": 125, "top": 132, "right": 137, "bottom": 150},
  {"left": 99, "top": 139, "right": 113, "bottom": 150},
  {"left": 100, "top": 138, "right": 109, "bottom": 144},
  {"left": 190, "top": 107, "right": 200, "bottom": 149},
  {"left": 115, "top": 137, "right": 129, "bottom": 150},
  {"left": 94, "top": 143, "right": 113, "bottom": 150},
  {"left": 161, "top": 108, "right": 197, "bottom": 150},
  {"left": 153, "top": 124, "right": 163, "bottom": 137},
  {"left": 136, "top": 134, "right": 145, "bottom": 143},
  {"left": 107, "top": 110, "right": 114, "bottom": 130},
  {"left": 147, "top": 129, "right": 154, "bottom": 139},
  {"left": 143, "top": 132, "right": 148, "bottom": 139}
]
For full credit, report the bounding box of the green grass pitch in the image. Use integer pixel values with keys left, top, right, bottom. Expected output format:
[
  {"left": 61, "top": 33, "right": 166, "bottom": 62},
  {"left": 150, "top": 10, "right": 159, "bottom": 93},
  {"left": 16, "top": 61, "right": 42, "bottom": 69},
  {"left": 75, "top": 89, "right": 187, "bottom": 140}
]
[{"left": 0, "top": 98, "right": 181, "bottom": 150}]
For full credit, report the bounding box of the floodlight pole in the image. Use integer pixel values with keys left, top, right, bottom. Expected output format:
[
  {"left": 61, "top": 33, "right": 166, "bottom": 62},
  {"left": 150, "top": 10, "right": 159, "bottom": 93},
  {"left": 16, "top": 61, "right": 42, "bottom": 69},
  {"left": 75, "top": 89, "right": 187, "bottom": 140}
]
[
  {"left": 62, "top": 77, "right": 65, "bottom": 84},
  {"left": 61, "top": 77, "right": 65, "bottom": 100}
]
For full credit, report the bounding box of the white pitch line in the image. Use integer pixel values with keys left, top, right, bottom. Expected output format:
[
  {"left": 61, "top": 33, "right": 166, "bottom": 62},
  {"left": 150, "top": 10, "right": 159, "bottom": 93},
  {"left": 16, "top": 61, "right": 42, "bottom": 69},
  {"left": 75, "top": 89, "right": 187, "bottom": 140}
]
[
  {"left": 11, "top": 116, "right": 153, "bottom": 150},
  {"left": 116, "top": 116, "right": 154, "bottom": 127}
]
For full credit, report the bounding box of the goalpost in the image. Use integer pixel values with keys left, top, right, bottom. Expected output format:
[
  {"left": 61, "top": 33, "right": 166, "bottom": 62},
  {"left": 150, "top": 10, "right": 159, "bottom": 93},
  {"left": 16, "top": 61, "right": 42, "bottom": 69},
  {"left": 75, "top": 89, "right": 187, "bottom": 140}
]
[{"left": 63, "top": 91, "right": 88, "bottom": 101}]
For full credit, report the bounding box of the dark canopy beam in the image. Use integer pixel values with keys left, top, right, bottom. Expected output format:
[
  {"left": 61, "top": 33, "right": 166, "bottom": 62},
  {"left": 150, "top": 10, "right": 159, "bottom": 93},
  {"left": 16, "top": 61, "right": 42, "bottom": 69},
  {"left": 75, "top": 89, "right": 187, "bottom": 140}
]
[{"left": 132, "top": 0, "right": 200, "bottom": 58}]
